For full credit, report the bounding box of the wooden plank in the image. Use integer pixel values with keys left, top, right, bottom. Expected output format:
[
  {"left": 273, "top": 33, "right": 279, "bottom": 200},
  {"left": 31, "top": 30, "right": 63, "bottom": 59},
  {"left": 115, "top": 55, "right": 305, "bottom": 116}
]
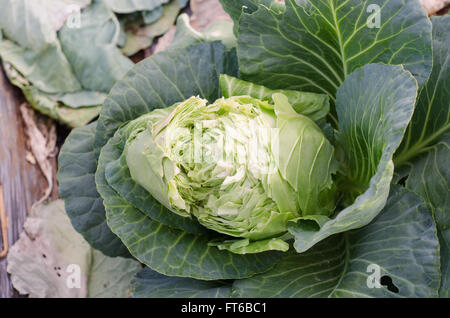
[{"left": 0, "top": 66, "right": 57, "bottom": 297}]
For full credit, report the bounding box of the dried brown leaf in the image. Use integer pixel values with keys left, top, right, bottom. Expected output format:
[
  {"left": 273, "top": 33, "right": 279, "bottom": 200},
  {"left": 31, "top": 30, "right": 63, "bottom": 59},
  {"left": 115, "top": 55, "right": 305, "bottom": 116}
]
[{"left": 19, "top": 104, "right": 57, "bottom": 204}]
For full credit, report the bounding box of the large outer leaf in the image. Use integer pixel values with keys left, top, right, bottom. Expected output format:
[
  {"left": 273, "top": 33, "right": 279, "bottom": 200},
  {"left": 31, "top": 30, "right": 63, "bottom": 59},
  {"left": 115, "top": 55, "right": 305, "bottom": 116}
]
[
  {"left": 289, "top": 64, "right": 417, "bottom": 252},
  {"left": 233, "top": 0, "right": 431, "bottom": 101},
  {"left": 97, "top": 132, "right": 281, "bottom": 280},
  {"left": 58, "top": 0, "right": 134, "bottom": 93},
  {"left": 57, "top": 122, "right": 129, "bottom": 257},
  {"left": 6, "top": 200, "right": 140, "bottom": 298},
  {"left": 394, "top": 17, "right": 449, "bottom": 297},
  {"left": 94, "top": 42, "right": 238, "bottom": 153},
  {"left": 406, "top": 131, "right": 449, "bottom": 298},
  {"left": 7, "top": 200, "right": 91, "bottom": 297},
  {"left": 131, "top": 267, "right": 232, "bottom": 298},
  {"left": 395, "top": 15, "right": 450, "bottom": 165},
  {"left": 0, "top": 32, "right": 81, "bottom": 94},
  {"left": 233, "top": 186, "right": 440, "bottom": 298}
]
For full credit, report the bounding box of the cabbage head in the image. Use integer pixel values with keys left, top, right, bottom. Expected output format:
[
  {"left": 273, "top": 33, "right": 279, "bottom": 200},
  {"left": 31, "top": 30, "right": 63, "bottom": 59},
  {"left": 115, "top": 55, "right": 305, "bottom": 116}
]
[{"left": 122, "top": 89, "right": 336, "bottom": 254}]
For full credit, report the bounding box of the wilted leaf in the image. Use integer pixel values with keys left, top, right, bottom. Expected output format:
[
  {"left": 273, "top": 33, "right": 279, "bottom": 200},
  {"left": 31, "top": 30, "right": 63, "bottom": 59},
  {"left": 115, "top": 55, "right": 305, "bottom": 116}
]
[{"left": 7, "top": 200, "right": 141, "bottom": 298}]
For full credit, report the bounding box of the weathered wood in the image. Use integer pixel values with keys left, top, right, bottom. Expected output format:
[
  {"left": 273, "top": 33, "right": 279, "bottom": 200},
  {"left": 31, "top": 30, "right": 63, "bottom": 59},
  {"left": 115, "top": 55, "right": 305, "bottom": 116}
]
[{"left": 0, "top": 66, "right": 57, "bottom": 297}]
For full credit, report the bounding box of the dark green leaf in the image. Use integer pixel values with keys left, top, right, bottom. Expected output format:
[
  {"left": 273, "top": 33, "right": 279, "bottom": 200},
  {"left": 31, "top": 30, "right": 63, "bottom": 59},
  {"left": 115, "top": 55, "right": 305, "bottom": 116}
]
[
  {"left": 233, "top": 186, "right": 440, "bottom": 297},
  {"left": 236, "top": 0, "right": 431, "bottom": 102},
  {"left": 131, "top": 267, "right": 232, "bottom": 298},
  {"left": 57, "top": 122, "right": 129, "bottom": 257}
]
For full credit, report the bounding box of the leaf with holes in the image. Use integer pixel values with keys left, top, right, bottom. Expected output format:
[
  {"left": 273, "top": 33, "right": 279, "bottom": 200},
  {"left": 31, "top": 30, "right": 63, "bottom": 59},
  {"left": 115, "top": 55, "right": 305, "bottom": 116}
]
[
  {"left": 232, "top": 186, "right": 440, "bottom": 298},
  {"left": 289, "top": 63, "right": 417, "bottom": 252}
]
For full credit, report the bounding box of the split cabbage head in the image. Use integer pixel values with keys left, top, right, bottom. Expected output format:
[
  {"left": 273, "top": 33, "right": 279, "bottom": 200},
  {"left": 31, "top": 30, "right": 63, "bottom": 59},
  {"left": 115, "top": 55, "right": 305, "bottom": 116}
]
[{"left": 122, "top": 88, "right": 336, "bottom": 253}]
